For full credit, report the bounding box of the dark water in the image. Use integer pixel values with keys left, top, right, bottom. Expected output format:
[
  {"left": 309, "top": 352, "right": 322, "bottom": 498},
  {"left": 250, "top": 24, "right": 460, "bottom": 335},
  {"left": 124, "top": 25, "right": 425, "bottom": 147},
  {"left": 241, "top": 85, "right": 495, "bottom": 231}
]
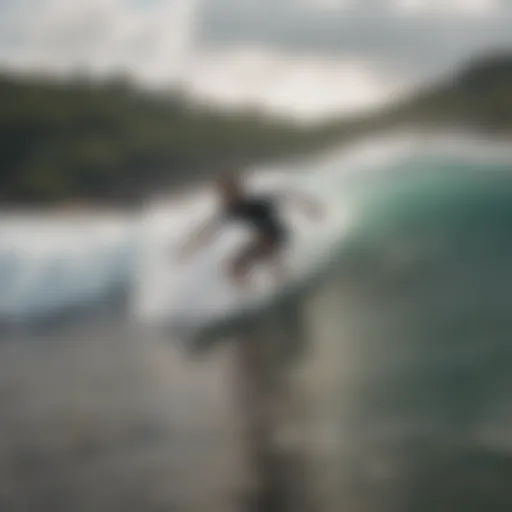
[{"left": 0, "top": 318, "right": 244, "bottom": 512}]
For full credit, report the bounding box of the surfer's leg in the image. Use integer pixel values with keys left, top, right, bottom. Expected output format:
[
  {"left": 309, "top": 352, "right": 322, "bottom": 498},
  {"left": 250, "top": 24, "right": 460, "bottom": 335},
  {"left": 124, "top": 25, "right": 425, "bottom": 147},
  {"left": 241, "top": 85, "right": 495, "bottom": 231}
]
[
  {"left": 229, "top": 240, "right": 264, "bottom": 288},
  {"left": 229, "top": 234, "right": 282, "bottom": 289},
  {"left": 263, "top": 229, "right": 287, "bottom": 285}
]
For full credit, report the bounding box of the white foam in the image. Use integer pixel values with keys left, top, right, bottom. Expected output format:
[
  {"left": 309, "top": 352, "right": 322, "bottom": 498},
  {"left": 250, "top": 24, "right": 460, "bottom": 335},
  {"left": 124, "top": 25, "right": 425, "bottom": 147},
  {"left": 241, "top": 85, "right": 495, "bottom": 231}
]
[{"left": 0, "top": 215, "right": 132, "bottom": 322}]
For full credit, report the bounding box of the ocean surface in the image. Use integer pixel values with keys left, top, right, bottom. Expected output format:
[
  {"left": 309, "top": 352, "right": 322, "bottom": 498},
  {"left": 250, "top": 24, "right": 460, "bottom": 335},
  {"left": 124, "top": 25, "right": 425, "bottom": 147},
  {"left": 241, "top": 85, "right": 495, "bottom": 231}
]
[{"left": 1, "top": 132, "right": 512, "bottom": 511}]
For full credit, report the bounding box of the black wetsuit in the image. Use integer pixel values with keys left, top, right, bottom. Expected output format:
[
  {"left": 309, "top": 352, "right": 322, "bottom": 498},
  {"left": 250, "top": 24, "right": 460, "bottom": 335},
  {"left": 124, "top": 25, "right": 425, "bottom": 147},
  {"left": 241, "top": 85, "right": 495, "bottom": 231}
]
[{"left": 225, "top": 195, "right": 287, "bottom": 246}]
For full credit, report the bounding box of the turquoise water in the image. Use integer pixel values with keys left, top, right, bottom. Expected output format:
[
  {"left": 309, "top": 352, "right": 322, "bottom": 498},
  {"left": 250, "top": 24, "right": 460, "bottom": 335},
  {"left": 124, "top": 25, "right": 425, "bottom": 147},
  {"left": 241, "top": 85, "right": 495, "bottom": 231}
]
[{"left": 312, "top": 159, "right": 512, "bottom": 511}]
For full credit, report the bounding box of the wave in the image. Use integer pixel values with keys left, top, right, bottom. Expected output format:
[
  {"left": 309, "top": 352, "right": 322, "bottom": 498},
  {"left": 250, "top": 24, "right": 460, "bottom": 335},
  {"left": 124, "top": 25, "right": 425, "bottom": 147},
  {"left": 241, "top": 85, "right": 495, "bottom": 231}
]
[
  {"left": 0, "top": 216, "right": 134, "bottom": 326},
  {"left": 1, "top": 132, "right": 511, "bottom": 337}
]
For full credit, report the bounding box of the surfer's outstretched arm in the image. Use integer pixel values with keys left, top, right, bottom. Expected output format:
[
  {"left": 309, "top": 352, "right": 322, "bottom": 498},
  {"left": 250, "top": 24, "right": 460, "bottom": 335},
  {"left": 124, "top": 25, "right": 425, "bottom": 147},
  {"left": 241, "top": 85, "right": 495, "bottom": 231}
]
[
  {"left": 176, "top": 217, "right": 221, "bottom": 260},
  {"left": 278, "top": 190, "right": 324, "bottom": 220}
]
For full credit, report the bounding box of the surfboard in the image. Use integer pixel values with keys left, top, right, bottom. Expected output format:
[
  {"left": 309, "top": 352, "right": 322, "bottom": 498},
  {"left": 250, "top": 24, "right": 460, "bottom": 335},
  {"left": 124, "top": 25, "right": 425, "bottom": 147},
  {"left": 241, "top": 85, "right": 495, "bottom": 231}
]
[{"left": 132, "top": 171, "right": 350, "bottom": 345}]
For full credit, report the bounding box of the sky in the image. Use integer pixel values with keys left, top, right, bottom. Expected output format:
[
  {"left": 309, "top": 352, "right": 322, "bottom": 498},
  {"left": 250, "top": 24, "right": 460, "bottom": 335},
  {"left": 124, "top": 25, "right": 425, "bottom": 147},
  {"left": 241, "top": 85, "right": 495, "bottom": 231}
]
[{"left": 0, "top": 0, "right": 511, "bottom": 122}]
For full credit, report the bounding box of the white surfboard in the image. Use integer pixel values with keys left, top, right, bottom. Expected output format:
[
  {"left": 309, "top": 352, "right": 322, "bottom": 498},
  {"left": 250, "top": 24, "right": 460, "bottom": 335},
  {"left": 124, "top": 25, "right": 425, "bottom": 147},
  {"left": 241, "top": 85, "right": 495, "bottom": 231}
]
[{"left": 132, "top": 170, "right": 352, "bottom": 343}]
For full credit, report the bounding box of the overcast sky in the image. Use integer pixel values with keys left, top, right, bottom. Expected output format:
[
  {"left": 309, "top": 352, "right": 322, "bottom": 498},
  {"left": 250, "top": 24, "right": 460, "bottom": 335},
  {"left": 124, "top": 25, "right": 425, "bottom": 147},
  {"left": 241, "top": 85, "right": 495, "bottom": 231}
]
[{"left": 1, "top": 0, "right": 511, "bottom": 121}]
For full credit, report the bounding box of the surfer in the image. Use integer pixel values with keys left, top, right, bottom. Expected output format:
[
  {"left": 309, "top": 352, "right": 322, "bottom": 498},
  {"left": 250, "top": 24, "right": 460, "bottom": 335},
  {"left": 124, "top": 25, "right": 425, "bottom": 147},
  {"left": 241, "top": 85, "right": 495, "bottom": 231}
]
[{"left": 178, "top": 171, "right": 323, "bottom": 289}]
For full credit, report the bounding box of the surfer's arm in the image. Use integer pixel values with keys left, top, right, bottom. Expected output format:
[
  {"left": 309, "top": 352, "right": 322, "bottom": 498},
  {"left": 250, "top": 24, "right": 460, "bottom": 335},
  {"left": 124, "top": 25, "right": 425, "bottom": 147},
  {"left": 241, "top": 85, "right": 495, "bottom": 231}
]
[
  {"left": 277, "top": 190, "right": 324, "bottom": 220},
  {"left": 176, "top": 217, "right": 221, "bottom": 260}
]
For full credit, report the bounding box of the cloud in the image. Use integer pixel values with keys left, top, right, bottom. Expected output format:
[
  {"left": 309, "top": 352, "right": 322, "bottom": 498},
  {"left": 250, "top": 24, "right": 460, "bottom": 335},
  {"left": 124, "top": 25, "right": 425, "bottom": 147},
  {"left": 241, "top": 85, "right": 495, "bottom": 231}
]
[
  {"left": 198, "top": 0, "right": 510, "bottom": 78},
  {"left": 0, "top": 0, "right": 400, "bottom": 119},
  {"left": 180, "top": 46, "right": 401, "bottom": 122},
  {"left": 0, "top": 0, "right": 197, "bottom": 82},
  {"left": 0, "top": 0, "right": 511, "bottom": 119},
  {"left": 298, "top": 0, "right": 354, "bottom": 12},
  {"left": 393, "top": 0, "right": 499, "bottom": 17}
]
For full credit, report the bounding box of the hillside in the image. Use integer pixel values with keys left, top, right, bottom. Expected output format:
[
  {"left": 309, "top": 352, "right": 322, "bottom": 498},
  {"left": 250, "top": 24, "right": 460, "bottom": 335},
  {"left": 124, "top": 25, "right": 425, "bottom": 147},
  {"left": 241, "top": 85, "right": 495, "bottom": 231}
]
[
  {"left": 378, "top": 52, "right": 512, "bottom": 131},
  {"left": 0, "top": 73, "right": 328, "bottom": 205},
  {"left": 1, "top": 53, "right": 512, "bottom": 205}
]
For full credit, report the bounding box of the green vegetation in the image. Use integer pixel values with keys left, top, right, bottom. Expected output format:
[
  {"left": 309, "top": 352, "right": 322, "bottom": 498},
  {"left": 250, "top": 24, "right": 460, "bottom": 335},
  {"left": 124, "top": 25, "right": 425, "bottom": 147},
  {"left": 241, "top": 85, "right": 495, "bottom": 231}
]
[
  {"left": 375, "top": 52, "right": 512, "bottom": 132},
  {"left": 0, "top": 73, "right": 328, "bottom": 205},
  {"left": 1, "top": 52, "right": 512, "bottom": 205}
]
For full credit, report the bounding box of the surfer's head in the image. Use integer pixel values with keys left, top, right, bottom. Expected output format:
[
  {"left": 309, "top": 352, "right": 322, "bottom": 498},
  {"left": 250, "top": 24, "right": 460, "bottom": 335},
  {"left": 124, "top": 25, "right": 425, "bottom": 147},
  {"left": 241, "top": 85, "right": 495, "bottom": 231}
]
[{"left": 217, "top": 170, "right": 244, "bottom": 203}]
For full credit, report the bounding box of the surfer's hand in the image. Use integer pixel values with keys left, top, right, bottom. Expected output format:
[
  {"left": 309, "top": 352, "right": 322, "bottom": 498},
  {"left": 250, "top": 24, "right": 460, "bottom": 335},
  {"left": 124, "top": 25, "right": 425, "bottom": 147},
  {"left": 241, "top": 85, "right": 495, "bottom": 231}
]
[{"left": 174, "top": 219, "right": 218, "bottom": 263}]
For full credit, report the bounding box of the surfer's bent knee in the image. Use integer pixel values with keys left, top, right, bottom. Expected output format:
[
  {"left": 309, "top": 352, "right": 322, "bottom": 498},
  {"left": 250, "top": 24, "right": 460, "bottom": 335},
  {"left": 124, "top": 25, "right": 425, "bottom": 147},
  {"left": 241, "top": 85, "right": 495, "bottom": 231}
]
[{"left": 228, "top": 229, "right": 287, "bottom": 278}]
